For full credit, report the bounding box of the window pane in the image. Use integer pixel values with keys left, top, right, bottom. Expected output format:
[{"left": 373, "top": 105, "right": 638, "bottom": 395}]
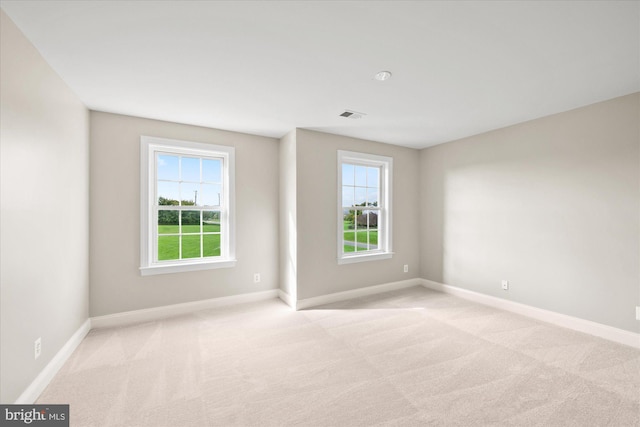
[
  {"left": 355, "top": 187, "right": 366, "bottom": 206},
  {"left": 342, "top": 164, "right": 354, "bottom": 186},
  {"left": 346, "top": 210, "right": 378, "bottom": 252},
  {"left": 343, "top": 231, "right": 356, "bottom": 253},
  {"left": 348, "top": 206, "right": 364, "bottom": 230},
  {"left": 180, "top": 182, "right": 199, "bottom": 206},
  {"left": 367, "top": 167, "right": 379, "bottom": 188},
  {"left": 369, "top": 229, "right": 378, "bottom": 249},
  {"left": 366, "top": 210, "right": 379, "bottom": 250},
  {"left": 158, "top": 210, "right": 179, "bottom": 234},
  {"left": 356, "top": 230, "right": 371, "bottom": 251},
  {"left": 158, "top": 155, "right": 179, "bottom": 181},
  {"left": 363, "top": 210, "right": 379, "bottom": 230},
  {"left": 355, "top": 210, "right": 368, "bottom": 230},
  {"left": 203, "top": 159, "right": 222, "bottom": 183},
  {"left": 355, "top": 165, "right": 367, "bottom": 187},
  {"left": 344, "top": 229, "right": 372, "bottom": 252},
  {"left": 158, "top": 236, "right": 179, "bottom": 260},
  {"left": 364, "top": 209, "right": 379, "bottom": 248},
  {"left": 203, "top": 211, "right": 221, "bottom": 232},
  {"left": 203, "top": 233, "right": 221, "bottom": 257},
  {"left": 343, "top": 232, "right": 356, "bottom": 253},
  {"left": 158, "top": 182, "right": 180, "bottom": 205},
  {"left": 343, "top": 208, "right": 355, "bottom": 231},
  {"left": 181, "top": 210, "right": 201, "bottom": 233},
  {"left": 181, "top": 235, "right": 201, "bottom": 259},
  {"left": 201, "top": 184, "right": 222, "bottom": 207},
  {"left": 181, "top": 157, "right": 200, "bottom": 182},
  {"left": 367, "top": 187, "right": 379, "bottom": 207},
  {"left": 342, "top": 186, "right": 354, "bottom": 207}
]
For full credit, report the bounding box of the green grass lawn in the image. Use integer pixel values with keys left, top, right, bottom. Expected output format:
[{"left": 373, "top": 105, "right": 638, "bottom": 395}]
[
  {"left": 343, "top": 230, "right": 378, "bottom": 245},
  {"left": 342, "top": 220, "right": 378, "bottom": 253},
  {"left": 158, "top": 224, "right": 221, "bottom": 260}
]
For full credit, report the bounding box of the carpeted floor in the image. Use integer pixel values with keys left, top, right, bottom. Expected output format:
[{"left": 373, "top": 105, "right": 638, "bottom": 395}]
[{"left": 37, "top": 286, "right": 639, "bottom": 426}]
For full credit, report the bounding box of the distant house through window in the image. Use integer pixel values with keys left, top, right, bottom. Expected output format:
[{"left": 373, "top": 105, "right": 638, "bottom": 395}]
[
  {"left": 140, "top": 136, "right": 236, "bottom": 275},
  {"left": 337, "top": 150, "right": 392, "bottom": 264}
]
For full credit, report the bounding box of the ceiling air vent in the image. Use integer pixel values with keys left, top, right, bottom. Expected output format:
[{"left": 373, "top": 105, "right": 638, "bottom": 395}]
[{"left": 339, "top": 110, "right": 366, "bottom": 119}]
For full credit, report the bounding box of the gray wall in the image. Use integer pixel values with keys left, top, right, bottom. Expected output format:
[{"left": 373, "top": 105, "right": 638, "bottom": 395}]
[
  {"left": 0, "top": 10, "right": 90, "bottom": 403},
  {"left": 89, "top": 112, "right": 280, "bottom": 317},
  {"left": 419, "top": 93, "right": 640, "bottom": 333},
  {"left": 295, "top": 129, "right": 421, "bottom": 300}
]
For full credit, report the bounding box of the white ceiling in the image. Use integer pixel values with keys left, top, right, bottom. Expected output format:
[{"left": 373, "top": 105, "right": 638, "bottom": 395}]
[{"left": 2, "top": 1, "right": 638, "bottom": 149}]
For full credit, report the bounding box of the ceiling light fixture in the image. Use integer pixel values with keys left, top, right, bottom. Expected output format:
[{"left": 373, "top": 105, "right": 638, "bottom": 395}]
[{"left": 375, "top": 71, "right": 392, "bottom": 81}]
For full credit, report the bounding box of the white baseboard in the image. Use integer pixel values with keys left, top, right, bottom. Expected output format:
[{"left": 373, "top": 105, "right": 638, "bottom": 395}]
[
  {"left": 91, "top": 289, "right": 279, "bottom": 329},
  {"left": 295, "top": 278, "right": 422, "bottom": 310},
  {"left": 15, "top": 319, "right": 91, "bottom": 404},
  {"left": 278, "top": 289, "right": 295, "bottom": 309},
  {"left": 421, "top": 279, "right": 640, "bottom": 349}
]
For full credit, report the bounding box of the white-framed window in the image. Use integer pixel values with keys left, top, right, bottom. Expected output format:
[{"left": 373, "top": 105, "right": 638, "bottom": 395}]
[
  {"left": 337, "top": 150, "right": 393, "bottom": 264},
  {"left": 140, "top": 136, "right": 236, "bottom": 276}
]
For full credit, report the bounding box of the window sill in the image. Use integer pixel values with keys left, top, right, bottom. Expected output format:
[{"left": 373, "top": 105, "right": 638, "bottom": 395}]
[
  {"left": 140, "top": 259, "right": 237, "bottom": 276},
  {"left": 338, "top": 252, "right": 393, "bottom": 265}
]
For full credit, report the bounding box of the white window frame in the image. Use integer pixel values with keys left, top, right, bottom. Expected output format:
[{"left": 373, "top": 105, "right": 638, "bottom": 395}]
[
  {"left": 337, "top": 150, "right": 393, "bottom": 264},
  {"left": 140, "top": 136, "right": 236, "bottom": 276}
]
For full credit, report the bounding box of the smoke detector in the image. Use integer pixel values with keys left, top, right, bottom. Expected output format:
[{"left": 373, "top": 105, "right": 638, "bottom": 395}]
[
  {"left": 375, "top": 71, "right": 392, "bottom": 81},
  {"left": 339, "top": 110, "right": 366, "bottom": 119}
]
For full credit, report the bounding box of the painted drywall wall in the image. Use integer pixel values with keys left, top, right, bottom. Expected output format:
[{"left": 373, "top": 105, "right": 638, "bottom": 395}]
[
  {"left": 0, "top": 10, "right": 90, "bottom": 403},
  {"left": 420, "top": 93, "right": 640, "bottom": 333},
  {"left": 295, "top": 129, "right": 420, "bottom": 300},
  {"left": 279, "top": 130, "right": 297, "bottom": 300},
  {"left": 89, "top": 112, "right": 279, "bottom": 317}
]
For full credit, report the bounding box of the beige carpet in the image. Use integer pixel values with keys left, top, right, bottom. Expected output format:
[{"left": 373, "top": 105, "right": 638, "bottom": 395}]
[{"left": 38, "top": 286, "right": 639, "bottom": 426}]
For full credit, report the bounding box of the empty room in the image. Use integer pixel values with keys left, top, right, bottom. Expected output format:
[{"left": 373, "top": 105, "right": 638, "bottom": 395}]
[{"left": 1, "top": 1, "right": 638, "bottom": 426}]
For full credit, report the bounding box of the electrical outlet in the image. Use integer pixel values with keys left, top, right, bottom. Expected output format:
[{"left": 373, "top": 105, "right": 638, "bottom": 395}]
[
  {"left": 501, "top": 280, "right": 509, "bottom": 290},
  {"left": 403, "top": 264, "right": 409, "bottom": 273},
  {"left": 636, "top": 306, "right": 640, "bottom": 321},
  {"left": 34, "top": 337, "right": 41, "bottom": 360},
  {"left": 253, "top": 273, "right": 261, "bottom": 283}
]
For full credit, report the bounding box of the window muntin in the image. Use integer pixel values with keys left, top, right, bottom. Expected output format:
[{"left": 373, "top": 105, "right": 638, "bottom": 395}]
[
  {"left": 341, "top": 164, "right": 381, "bottom": 253},
  {"left": 337, "top": 151, "right": 392, "bottom": 264},
  {"left": 140, "top": 136, "right": 235, "bottom": 275},
  {"left": 155, "top": 153, "right": 223, "bottom": 261}
]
